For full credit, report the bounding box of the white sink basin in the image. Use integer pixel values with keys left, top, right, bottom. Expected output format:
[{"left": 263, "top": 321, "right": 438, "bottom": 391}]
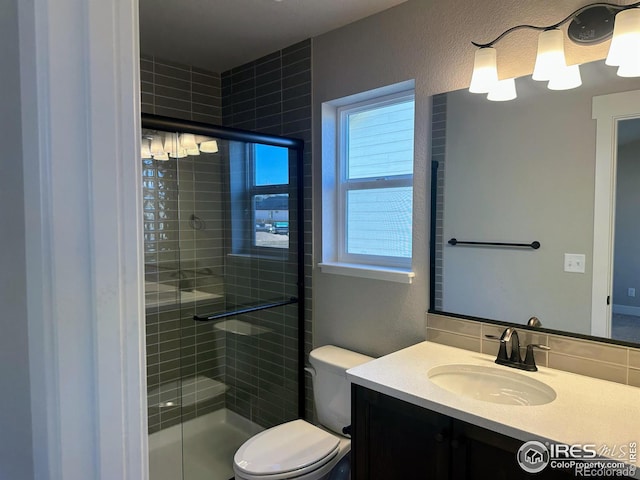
[{"left": 427, "top": 364, "right": 556, "bottom": 406}]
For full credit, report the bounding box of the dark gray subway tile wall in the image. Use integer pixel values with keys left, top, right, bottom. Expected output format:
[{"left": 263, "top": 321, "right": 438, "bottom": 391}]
[
  {"left": 141, "top": 54, "right": 222, "bottom": 124},
  {"left": 221, "top": 39, "right": 314, "bottom": 424},
  {"left": 431, "top": 94, "right": 447, "bottom": 311},
  {"left": 141, "top": 55, "right": 225, "bottom": 434}
]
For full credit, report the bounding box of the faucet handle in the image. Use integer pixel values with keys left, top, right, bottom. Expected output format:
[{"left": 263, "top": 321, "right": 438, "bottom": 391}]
[{"left": 523, "top": 344, "right": 551, "bottom": 371}]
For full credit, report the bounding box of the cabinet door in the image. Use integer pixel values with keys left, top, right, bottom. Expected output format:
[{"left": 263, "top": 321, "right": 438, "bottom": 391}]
[
  {"left": 352, "top": 385, "right": 450, "bottom": 480},
  {"left": 450, "top": 420, "right": 573, "bottom": 480}
]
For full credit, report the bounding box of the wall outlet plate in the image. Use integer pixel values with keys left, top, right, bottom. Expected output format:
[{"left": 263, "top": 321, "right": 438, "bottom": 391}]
[{"left": 564, "top": 253, "right": 586, "bottom": 273}]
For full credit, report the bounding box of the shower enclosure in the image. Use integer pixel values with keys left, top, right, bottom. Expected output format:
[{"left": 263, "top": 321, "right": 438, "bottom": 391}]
[{"left": 141, "top": 114, "right": 304, "bottom": 480}]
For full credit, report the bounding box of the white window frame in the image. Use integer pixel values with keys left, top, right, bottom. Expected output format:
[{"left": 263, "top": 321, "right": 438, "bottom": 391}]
[
  {"left": 320, "top": 82, "right": 416, "bottom": 284},
  {"left": 337, "top": 91, "right": 415, "bottom": 269}
]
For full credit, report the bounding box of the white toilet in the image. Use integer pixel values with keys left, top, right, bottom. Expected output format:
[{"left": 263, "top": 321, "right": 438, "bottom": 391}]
[{"left": 233, "top": 345, "right": 373, "bottom": 480}]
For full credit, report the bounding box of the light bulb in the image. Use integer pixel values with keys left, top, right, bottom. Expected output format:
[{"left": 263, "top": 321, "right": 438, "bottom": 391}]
[
  {"left": 606, "top": 8, "right": 640, "bottom": 68},
  {"left": 469, "top": 47, "right": 499, "bottom": 94},
  {"left": 199, "top": 140, "right": 219, "bottom": 153},
  {"left": 487, "top": 78, "right": 517, "bottom": 101},
  {"left": 180, "top": 133, "right": 198, "bottom": 150},
  {"left": 141, "top": 138, "right": 152, "bottom": 159},
  {"left": 532, "top": 29, "right": 567, "bottom": 82},
  {"left": 150, "top": 136, "right": 165, "bottom": 156},
  {"left": 548, "top": 64, "right": 582, "bottom": 90}
]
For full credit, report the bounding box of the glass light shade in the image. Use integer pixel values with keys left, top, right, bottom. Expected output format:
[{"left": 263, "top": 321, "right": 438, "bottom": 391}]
[
  {"left": 606, "top": 8, "right": 640, "bottom": 67},
  {"left": 150, "top": 136, "right": 165, "bottom": 156},
  {"left": 532, "top": 29, "right": 567, "bottom": 82},
  {"left": 617, "top": 60, "right": 640, "bottom": 77},
  {"left": 179, "top": 133, "right": 198, "bottom": 150},
  {"left": 547, "top": 64, "right": 582, "bottom": 90},
  {"left": 168, "top": 148, "right": 188, "bottom": 159},
  {"left": 469, "top": 47, "right": 499, "bottom": 94},
  {"left": 487, "top": 78, "right": 517, "bottom": 101},
  {"left": 199, "top": 140, "right": 219, "bottom": 153},
  {"left": 153, "top": 152, "right": 169, "bottom": 161},
  {"left": 186, "top": 147, "right": 200, "bottom": 156},
  {"left": 163, "top": 134, "right": 179, "bottom": 154},
  {"left": 141, "top": 138, "right": 152, "bottom": 159}
]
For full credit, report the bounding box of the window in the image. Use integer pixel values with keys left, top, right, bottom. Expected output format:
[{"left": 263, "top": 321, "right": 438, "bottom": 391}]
[
  {"left": 337, "top": 91, "right": 415, "bottom": 270},
  {"left": 251, "top": 144, "right": 290, "bottom": 249},
  {"left": 230, "top": 142, "right": 291, "bottom": 254}
]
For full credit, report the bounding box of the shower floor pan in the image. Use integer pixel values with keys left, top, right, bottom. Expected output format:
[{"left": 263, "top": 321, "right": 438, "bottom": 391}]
[{"left": 149, "top": 408, "right": 263, "bottom": 480}]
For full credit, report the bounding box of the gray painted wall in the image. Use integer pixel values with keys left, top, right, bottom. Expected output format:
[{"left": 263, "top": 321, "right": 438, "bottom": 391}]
[
  {"left": 0, "top": 0, "right": 34, "bottom": 477},
  {"left": 312, "top": 0, "right": 625, "bottom": 356},
  {"left": 613, "top": 138, "right": 640, "bottom": 310}
]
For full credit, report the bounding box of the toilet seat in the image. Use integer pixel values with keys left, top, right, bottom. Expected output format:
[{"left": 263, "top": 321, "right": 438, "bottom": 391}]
[{"left": 234, "top": 420, "right": 341, "bottom": 480}]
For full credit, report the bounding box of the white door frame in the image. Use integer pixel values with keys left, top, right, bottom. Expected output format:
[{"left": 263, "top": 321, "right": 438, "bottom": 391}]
[
  {"left": 591, "top": 89, "right": 640, "bottom": 338},
  {"left": 18, "top": 0, "right": 146, "bottom": 478}
]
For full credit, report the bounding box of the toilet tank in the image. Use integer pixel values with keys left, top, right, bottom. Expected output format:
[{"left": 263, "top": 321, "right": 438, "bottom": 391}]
[{"left": 308, "top": 345, "right": 373, "bottom": 436}]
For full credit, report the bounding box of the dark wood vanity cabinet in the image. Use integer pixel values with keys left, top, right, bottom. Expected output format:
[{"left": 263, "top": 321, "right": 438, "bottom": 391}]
[{"left": 352, "top": 385, "right": 573, "bottom": 480}]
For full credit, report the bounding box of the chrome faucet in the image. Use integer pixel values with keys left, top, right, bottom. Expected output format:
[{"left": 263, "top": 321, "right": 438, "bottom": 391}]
[{"left": 486, "top": 327, "right": 550, "bottom": 372}]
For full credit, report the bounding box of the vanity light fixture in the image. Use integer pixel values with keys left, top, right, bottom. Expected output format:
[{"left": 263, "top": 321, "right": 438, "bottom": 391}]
[
  {"left": 470, "top": 1, "right": 640, "bottom": 100},
  {"left": 142, "top": 132, "right": 219, "bottom": 160}
]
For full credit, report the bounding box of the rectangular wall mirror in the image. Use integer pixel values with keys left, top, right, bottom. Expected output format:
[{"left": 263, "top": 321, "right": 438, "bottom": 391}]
[{"left": 430, "top": 59, "right": 640, "bottom": 347}]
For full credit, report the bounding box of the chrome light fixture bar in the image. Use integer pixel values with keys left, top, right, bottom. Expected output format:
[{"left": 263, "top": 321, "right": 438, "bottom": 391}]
[{"left": 470, "top": 1, "right": 640, "bottom": 101}]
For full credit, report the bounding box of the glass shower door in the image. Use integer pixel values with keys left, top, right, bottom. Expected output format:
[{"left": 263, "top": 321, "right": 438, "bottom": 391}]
[{"left": 142, "top": 116, "right": 304, "bottom": 480}]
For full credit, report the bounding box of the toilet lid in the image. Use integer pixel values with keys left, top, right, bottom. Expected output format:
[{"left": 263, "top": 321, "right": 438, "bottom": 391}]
[{"left": 234, "top": 420, "right": 340, "bottom": 476}]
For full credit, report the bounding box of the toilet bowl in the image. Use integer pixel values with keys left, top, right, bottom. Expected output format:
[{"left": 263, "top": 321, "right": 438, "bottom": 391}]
[
  {"left": 233, "top": 346, "right": 373, "bottom": 480},
  {"left": 233, "top": 419, "right": 350, "bottom": 480}
]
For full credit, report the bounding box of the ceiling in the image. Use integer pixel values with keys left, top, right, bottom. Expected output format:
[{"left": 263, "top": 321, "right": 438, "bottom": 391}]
[{"left": 139, "top": 0, "right": 408, "bottom": 73}]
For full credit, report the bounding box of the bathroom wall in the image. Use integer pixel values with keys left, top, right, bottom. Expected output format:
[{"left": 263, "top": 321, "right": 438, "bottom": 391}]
[
  {"left": 312, "top": 0, "right": 623, "bottom": 357},
  {"left": 220, "top": 39, "right": 314, "bottom": 423},
  {"left": 140, "top": 56, "right": 226, "bottom": 433},
  {"left": 140, "top": 54, "right": 222, "bottom": 124},
  {"left": 0, "top": 0, "right": 34, "bottom": 476}
]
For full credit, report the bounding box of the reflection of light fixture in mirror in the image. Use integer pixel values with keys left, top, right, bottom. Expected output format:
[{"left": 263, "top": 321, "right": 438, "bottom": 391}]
[
  {"left": 199, "top": 140, "right": 219, "bottom": 153},
  {"left": 606, "top": 8, "right": 640, "bottom": 77},
  {"left": 469, "top": 1, "right": 640, "bottom": 101},
  {"left": 154, "top": 152, "right": 169, "bottom": 161},
  {"left": 469, "top": 47, "right": 499, "bottom": 94},
  {"left": 487, "top": 78, "right": 517, "bottom": 101},
  {"left": 179, "top": 133, "right": 198, "bottom": 150},
  {"left": 548, "top": 64, "right": 582, "bottom": 90},
  {"left": 150, "top": 136, "right": 165, "bottom": 156},
  {"left": 186, "top": 148, "right": 200, "bottom": 156},
  {"left": 141, "top": 138, "right": 152, "bottom": 159},
  {"left": 532, "top": 29, "right": 566, "bottom": 82}
]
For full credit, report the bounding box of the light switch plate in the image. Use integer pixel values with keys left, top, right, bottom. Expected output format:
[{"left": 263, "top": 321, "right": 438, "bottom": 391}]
[{"left": 564, "top": 253, "right": 586, "bottom": 273}]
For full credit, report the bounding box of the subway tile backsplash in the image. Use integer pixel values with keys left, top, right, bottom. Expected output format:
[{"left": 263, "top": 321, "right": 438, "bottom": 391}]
[{"left": 426, "top": 312, "right": 640, "bottom": 387}]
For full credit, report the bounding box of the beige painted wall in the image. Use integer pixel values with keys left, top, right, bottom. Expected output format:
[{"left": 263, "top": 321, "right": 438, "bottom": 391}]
[{"left": 312, "top": 0, "right": 628, "bottom": 356}]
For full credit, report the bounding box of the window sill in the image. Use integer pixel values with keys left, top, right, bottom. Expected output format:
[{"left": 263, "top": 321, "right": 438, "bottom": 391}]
[{"left": 318, "top": 262, "right": 415, "bottom": 284}]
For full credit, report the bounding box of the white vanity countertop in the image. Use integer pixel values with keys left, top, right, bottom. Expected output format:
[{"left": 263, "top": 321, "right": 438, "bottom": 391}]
[{"left": 347, "top": 341, "right": 639, "bottom": 473}]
